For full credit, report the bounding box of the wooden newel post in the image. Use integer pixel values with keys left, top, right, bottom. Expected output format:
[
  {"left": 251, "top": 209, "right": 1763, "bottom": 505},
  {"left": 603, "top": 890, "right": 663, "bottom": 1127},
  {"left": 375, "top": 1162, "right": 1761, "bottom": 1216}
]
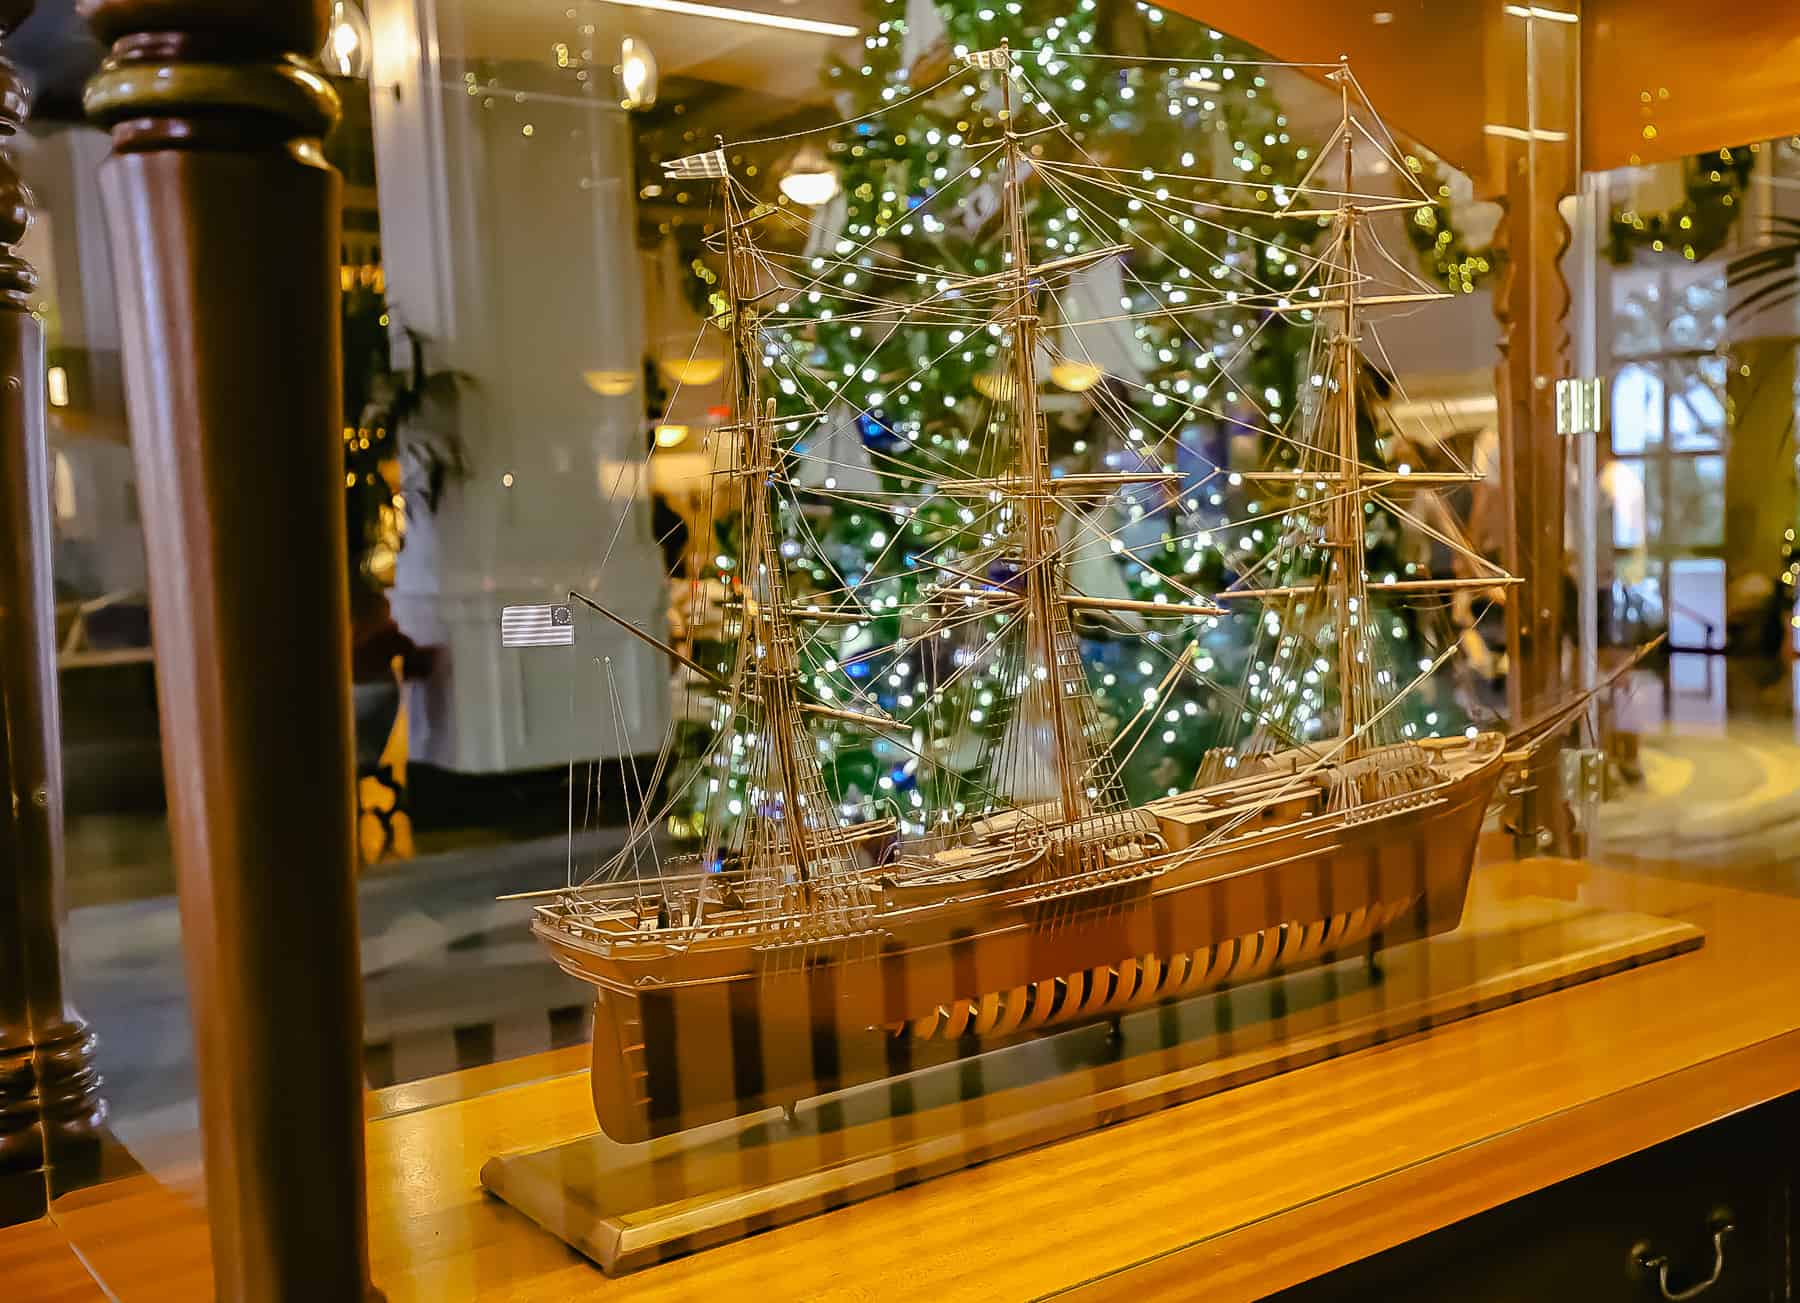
[
  {"left": 0, "top": 0, "right": 108, "bottom": 1221},
  {"left": 1487, "top": 4, "right": 1578, "bottom": 857},
  {"left": 79, "top": 0, "right": 378, "bottom": 1296}
]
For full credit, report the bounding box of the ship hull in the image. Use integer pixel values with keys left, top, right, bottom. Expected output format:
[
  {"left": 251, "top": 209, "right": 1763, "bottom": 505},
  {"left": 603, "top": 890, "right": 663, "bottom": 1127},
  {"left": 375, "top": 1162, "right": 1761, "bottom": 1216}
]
[{"left": 542, "top": 739, "right": 1505, "bottom": 1143}]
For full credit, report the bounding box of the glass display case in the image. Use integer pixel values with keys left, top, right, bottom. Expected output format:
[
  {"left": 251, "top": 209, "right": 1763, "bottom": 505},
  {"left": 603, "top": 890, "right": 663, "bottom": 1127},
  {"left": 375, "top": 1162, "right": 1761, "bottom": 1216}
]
[{"left": 8, "top": 0, "right": 1800, "bottom": 1297}]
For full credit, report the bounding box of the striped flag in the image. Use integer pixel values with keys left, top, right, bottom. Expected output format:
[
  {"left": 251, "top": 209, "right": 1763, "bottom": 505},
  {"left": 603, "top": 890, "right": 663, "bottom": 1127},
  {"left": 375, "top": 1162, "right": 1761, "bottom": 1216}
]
[
  {"left": 661, "top": 148, "right": 727, "bottom": 180},
  {"left": 964, "top": 46, "right": 1009, "bottom": 70},
  {"left": 501, "top": 604, "right": 575, "bottom": 647}
]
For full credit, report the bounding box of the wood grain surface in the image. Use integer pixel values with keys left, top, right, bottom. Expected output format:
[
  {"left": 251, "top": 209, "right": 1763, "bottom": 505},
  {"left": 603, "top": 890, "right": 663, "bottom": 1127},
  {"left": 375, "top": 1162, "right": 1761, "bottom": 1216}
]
[
  {"left": 357, "top": 858, "right": 1800, "bottom": 1300},
  {"left": 481, "top": 893, "right": 1701, "bottom": 1275},
  {"left": 0, "top": 1215, "right": 106, "bottom": 1301}
]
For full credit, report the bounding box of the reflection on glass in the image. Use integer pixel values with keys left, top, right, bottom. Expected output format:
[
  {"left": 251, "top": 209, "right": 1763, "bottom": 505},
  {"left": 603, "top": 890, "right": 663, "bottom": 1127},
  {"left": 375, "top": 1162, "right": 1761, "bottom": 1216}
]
[
  {"left": 1608, "top": 571, "right": 1661, "bottom": 643},
  {"left": 1611, "top": 358, "right": 1724, "bottom": 456},
  {"left": 20, "top": 5, "right": 1800, "bottom": 1294},
  {"left": 1667, "top": 557, "right": 1726, "bottom": 650},
  {"left": 1611, "top": 267, "right": 1726, "bottom": 358},
  {"left": 1611, "top": 287, "right": 1660, "bottom": 357},
  {"left": 1644, "top": 454, "right": 1726, "bottom": 548},
  {"left": 1602, "top": 458, "right": 1648, "bottom": 548},
  {"left": 1664, "top": 274, "right": 1726, "bottom": 352},
  {"left": 1611, "top": 363, "right": 1663, "bottom": 453},
  {"left": 1665, "top": 651, "right": 1728, "bottom": 730},
  {"left": 1668, "top": 363, "right": 1724, "bottom": 451}
]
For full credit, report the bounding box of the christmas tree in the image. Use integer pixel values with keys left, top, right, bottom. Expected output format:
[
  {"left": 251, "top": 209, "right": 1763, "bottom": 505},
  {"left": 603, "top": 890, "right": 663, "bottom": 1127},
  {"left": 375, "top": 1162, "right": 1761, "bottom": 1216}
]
[{"left": 663, "top": 1, "right": 1471, "bottom": 848}]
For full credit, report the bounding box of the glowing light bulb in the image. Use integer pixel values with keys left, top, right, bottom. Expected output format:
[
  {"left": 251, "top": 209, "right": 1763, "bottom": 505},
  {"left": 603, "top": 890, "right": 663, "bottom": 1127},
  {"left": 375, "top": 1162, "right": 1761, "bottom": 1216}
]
[
  {"left": 780, "top": 159, "right": 840, "bottom": 207},
  {"left": 620, "top": 37, "right": 658, "bottom": 109},
  {"left": 321, "top": 0, "right": 371, "bottom": 78}
]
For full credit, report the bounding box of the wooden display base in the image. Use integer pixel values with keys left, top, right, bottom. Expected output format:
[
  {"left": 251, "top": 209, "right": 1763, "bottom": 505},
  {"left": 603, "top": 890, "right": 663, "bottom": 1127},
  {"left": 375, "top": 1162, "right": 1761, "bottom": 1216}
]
[{"left": 482, "top": 894, "right": 1703, "bottom": 1275}]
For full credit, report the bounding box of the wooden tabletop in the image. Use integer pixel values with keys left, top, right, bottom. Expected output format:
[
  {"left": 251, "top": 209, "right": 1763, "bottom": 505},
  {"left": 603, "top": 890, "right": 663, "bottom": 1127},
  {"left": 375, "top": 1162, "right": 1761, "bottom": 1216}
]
[{"left": 14, "top": 855, "right": 1800, "bottom": 1299}]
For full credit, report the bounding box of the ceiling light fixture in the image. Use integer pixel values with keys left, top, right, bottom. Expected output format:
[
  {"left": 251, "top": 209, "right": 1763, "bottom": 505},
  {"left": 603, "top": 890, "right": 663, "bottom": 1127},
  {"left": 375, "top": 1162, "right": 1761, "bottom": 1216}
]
[
  {"left": 619, "top": 36, "right": 658, "bottom": 108},
  {"left": 1049, "top": 360, "right": 1104, "bottom": 393},
  {"left": 660, "top": 356, "right": 727, "bottom": 386},
  {"left": 592, "top": 0, "right": 858, "bottom": 39},
  {"left": 583, "top": 369, "right": 638, "bottom": 397},
  {"left": 779, "top": 146, "right": 839, "bottom": 206},
  {"left": 321, "top": 0, "right": 371, "bottom": 78}
]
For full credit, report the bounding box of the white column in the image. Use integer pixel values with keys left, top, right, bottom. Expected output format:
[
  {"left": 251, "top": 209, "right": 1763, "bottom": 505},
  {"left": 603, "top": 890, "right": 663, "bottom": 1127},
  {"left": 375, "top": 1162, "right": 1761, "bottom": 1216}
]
[
  {"left": 370, "top": 0, "right": 668, "bottom": 772},
  {"left": 20, "top": 125, "right": 149, "bottom": 601}
]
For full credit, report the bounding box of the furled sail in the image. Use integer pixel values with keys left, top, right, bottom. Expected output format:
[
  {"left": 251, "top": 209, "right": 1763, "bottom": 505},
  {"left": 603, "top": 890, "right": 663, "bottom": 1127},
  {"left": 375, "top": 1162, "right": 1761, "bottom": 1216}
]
[
  {"left": 788, "top": 402, "right": 881, "bottom": 496},
  {"left": 1042, "top": 256, "right": 1148, "bottom": 390},
  {"left": 1058, "top": 502, "right": 1144, "bottom": 631}
]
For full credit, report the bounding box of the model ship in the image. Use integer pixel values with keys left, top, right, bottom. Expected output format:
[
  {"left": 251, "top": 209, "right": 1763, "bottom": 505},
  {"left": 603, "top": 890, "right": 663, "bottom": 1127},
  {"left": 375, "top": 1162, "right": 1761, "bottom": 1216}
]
[{"left": 522, "top": 52, "right": 1518, "bottom": 1143}]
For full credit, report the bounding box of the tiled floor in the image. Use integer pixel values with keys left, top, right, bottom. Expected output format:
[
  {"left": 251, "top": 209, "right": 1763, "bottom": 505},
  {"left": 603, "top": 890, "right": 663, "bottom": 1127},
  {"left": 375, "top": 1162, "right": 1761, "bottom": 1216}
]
[
  {"left": 1597, "top": 721, "right": 1800, "bottom": 891},
  {"left": 62, "top": 822, "right": 626, "bottom": 1155},
  {"left": 1594, "top": 653, "right": 1800, "bottom": 890}
]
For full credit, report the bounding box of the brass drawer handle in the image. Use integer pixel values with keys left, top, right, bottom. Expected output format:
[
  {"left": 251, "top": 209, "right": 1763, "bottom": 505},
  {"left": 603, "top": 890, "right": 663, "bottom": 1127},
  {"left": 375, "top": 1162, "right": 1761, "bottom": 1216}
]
[{"left": 1634, "top": 1221, "right": 1733, "bottom": 1301}]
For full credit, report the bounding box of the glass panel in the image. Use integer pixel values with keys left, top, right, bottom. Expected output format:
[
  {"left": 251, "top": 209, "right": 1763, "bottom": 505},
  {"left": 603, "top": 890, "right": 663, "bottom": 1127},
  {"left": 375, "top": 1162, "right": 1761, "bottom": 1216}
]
[
  {"left": 23, "top": 121, "right": 213, "bottom": 1281},
  {"left": 1610, "top": 362, "right": 1663, "bottom": 452},
  {"left": 1593, "top": 128, "right": 1800, "bottom": 888},
  {"left": 1667, "top": 556, "right": 1726, "bottom": 649},
  {"left": 1609, "top": 265, "right": 1726, "bottom": 358},
  {"left": 1664, "top": 272, "right": 1727, "bottom": 352},
  {"left": 1664, "top": 650, "right": 1728, "bottom": 730},
  {"left": 1645, "top": 453, "right": 1725, "bottom": 547},
  {"left": 1608, "top": 568, "right": 1663, "bottom": 645},
  {"left": 26, "top": 0, "right": 1800, "bottom": 1295},
  {"left": 1667, "top": 359, "right": 1724, "bottom": 451},
  {"left": 1610, "top": 279, "right": 1664, "bottom": 358},
  {"left": 1602, "top": 457, "right": 1649, "bottom": 546}
]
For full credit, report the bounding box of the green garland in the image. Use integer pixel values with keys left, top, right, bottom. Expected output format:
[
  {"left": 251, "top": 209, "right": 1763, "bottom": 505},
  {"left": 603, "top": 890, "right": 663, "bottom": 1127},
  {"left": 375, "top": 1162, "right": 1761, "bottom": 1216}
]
[
  {"left": 1407, "top": 144, "right": 1755, "bottom": 289},
  {"left": 1403, "top": 153, "right": 1500, "bottom": 294},
  {"left": 1609, "top": 146, "right": 1753, "bottom": 265}
]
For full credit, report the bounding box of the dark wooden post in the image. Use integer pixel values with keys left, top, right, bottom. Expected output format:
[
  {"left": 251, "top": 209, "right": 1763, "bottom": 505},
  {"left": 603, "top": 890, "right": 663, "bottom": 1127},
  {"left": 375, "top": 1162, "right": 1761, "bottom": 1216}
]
[
  {"left": 1487, "top": 2, "right": 1578, "bottom": 855},
  {"left": 79, "top": 1, "right": 378, "bottom": 1296},
  {"left": 0, "top": 0, "right": 107, "bottom": 1225}
]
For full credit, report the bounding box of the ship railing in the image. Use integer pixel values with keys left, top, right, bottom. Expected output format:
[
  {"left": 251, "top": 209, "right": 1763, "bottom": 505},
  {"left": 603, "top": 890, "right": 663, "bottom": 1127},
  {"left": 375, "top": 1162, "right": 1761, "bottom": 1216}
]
[
  {"left": 1013, "top": 805, "right": 1163, "bottom": 854},
  {"left": 549, "top": 908, "right": 860, "bottom": 948},
  {"left": 1013, "top": 859, "right": 1163, "bottom": 914},
  {"left": 546, "top": 886, "right": 883, "bottom": 947}
]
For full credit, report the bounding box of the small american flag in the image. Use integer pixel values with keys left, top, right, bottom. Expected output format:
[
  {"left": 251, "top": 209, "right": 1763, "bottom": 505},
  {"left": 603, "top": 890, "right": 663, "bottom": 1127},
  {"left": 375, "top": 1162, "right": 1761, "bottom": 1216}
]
[
  {"left": 964, "top": 46, "right": 1010, "bottom": 70},
  {"left": 662, "top": 148, "right": 727, "bottom": 180},
  {"left": 501, "top": 604, "right": 575, "bottom": 647}
]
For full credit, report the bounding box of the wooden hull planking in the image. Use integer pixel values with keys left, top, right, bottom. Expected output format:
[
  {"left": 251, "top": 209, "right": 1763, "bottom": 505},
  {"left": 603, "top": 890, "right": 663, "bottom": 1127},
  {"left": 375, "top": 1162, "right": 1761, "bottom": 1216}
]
[{"left": 536, "top": 735, "right": 1506, "bottom": 1143}]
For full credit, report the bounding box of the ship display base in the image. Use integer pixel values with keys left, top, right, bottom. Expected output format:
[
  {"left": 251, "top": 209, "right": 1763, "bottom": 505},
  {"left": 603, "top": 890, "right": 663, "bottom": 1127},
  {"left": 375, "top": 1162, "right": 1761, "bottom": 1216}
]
[{"left": 482, "top": 880, "right": 1703, "bottom": 1276}]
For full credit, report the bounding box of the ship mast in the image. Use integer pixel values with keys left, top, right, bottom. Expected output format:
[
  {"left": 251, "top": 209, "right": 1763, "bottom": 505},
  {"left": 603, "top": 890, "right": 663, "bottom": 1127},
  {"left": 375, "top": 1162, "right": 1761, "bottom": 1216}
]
[
  {"left": 718, "top": 158, "right": 820, "bottom": 907},
  {"left": 957, "top": 43, "right": 1222, "bottom": 821},
  {"left": 995, "top": 41, "right": 1084, "bottom": 821},
  {"left": 1328, "top": 67, "right": 1371, "bottom": 758},
  {"left": 1203, "top": 65, "right": 1518, "bottom": 752}
]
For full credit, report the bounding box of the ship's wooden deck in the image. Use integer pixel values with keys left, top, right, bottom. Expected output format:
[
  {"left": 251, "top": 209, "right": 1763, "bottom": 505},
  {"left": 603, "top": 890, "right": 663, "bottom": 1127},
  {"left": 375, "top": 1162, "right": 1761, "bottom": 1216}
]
[{"left": 14, "top": 851, "right": 1800, "bottom": 1299}]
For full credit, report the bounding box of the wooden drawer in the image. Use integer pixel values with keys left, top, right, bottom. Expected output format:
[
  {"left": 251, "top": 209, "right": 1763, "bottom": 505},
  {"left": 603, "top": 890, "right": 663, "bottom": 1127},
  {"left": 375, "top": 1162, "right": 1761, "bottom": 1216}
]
[{"left": 1276, "top": 1097, "right": 1795, "bottom": 1302}]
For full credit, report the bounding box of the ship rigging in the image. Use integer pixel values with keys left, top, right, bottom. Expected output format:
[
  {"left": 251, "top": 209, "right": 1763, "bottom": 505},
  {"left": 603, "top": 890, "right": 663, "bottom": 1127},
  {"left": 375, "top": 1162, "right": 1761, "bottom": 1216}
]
[{"left": 516, "top": 51, "right": 1521, "bottom": 1143}]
